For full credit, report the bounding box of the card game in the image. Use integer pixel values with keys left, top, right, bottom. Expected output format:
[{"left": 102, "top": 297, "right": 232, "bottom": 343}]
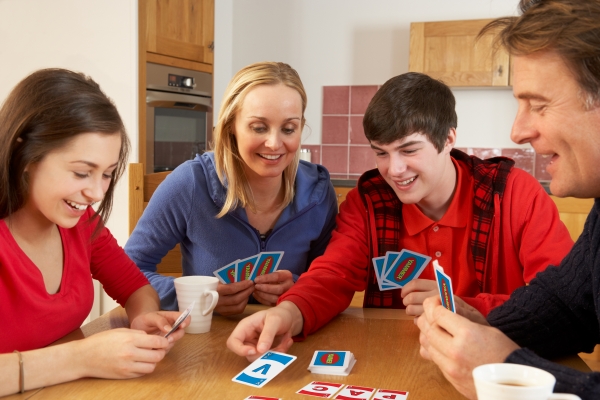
[
  {"left": 232, "top": 351, "right": 297, "bottom": 388},
  {"left": 433, "top": 260, "right": 456, "bottom": 313},
  {"left": 308, "top": 350, "right": 356, "bottom": 376}
]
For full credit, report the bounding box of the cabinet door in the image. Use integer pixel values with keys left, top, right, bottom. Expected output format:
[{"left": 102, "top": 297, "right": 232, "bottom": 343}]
[
  {"left": 409, "top": 19, "right": 510, "bottom": 87},
  {"left": 146, "top": 0, "right": 214, "bottom": 65}
]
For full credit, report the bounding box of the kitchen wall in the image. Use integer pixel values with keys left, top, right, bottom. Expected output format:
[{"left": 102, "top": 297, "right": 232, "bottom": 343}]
[
  {"left": 0, "top": 0, "right": 138, "bottom": 316},
  {"left": 214, "top": 0, "right": 522, "bottom": 152}
]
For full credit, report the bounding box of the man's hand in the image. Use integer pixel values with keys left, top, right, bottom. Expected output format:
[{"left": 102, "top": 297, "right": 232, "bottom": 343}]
[{"left": 417, "top": 296, "right": 520, "bottom": 399}]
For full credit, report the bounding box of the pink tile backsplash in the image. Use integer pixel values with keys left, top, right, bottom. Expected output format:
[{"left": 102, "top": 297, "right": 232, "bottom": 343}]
[
  {"left": 322, "top": 116, "right": 349, "bottom": 144},
  {"left": 502, "top": 148, "right": 535, "bottom": 175},
  {"left": 323, "top": 86, "right": 350, "bottom": 115},
  {"left": 321, "top": 145, "right": 349, "bottom": 175},
  {"left": 349, "top": 146, "right": 377, "bottom": 174},
  {"left": 535, "top": 154, "right": 553, "bottom": 181},
  {"left": 350, "top": 116, "right": 369, "bottom": 145},
  {"left": 320, "top": 86, "right": 547, "bottom": 182},
  {"left": 350, "top": 85, "right": 379, "bottom": 114}
]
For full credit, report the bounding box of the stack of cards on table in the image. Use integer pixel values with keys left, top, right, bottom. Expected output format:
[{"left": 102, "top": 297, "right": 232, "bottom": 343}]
[
  {"left": 308, "top": 350, "right": 356, "bottom": 376},
  {"left": 232, "top": 351, "right": 296, "bottom": 388},
  {"left": 372, "top": 249, "right": 431, "bottom": 291},
  {"left": 433, "top": 260, "right": 456, "bottom": 313},
  {"left": 213, "top": 252, "right": 284, "bottom": 283},
  {"left": 297, "top": 381, "right": 408, "bottom": 399}
]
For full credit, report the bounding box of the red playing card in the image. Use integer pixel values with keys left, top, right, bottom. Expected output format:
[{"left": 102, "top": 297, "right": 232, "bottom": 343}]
[
  {"left": 296, "top": 381, "right": 345, "bottom": 398},
  {"left": 373, "top": 388, "right": 409, "bottom": 400},
  {"left": 334, "top": 385, "right": 376, "bottom": 400}
]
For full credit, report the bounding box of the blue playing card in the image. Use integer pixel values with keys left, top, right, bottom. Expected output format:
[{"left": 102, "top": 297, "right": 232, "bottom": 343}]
[
  {"left": 232, "top": 351, "right": 297, "bottom": 388},
  {"left": 249, "top": 252, "right": 284, "bottom": 281},
  {"left": 310, "top": 351, "right": 349, "bottom": 368},
  {"left": 213, "top": 260, "right": 238, "bottom": 284},
  {"left": 433, "top": 260, "right": 456, "bottom": 313},
  {"left": 236, "top": 255, "right": 259, "bottom": 282},
  {"left": 372, "top": 257, "right": 398, "bottom": 291}
]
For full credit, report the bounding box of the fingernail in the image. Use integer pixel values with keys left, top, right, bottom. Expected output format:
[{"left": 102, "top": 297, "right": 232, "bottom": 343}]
[
  {"left": 164, "top": 325, "right": 171, "bottom": 331},
  {"left": 257, "top": 343, "right": 268, "bottom": 352},
  {"left": 247, "top": 349, "right": 256, "bottom": 356}
]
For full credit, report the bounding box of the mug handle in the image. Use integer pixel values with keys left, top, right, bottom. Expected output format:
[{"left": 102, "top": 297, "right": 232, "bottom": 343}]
[
  {"left": 201, "top": 290, "right": 219, "bottom": 316},
  {"left": 548, "top": 394, "right": 581, "bottom": 400}
]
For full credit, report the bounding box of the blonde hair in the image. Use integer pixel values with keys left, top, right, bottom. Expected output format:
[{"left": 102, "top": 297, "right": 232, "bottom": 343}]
[{"left": 213, "top": 62, "right": 307, "bottom": 218}]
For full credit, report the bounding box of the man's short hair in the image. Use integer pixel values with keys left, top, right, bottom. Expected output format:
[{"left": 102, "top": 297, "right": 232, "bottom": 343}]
[
  {"left": 482, "top": 0, "right": 600, "bottom": 108},
  {"left": 363, "top": 72, "right": 457, "bottom": 153}
]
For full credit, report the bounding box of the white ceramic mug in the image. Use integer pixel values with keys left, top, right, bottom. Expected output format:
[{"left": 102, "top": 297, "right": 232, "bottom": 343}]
[
  {"left": 174, "top": 276, "right": 219, "bottom": 334},
  {"left": 473, "top": 363, "right": 581, "bottom": 400}
]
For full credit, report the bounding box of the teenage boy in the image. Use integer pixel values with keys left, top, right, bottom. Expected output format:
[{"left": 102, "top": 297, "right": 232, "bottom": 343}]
[
  {"left": 417, "top": 1, "right": 600, "bottom": 399},
  {"left": 226, "top": 71, "right": 572, "bottom": 359}
]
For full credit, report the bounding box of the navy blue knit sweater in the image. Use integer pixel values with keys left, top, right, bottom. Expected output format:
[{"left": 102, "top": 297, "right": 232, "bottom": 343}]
[{"left": 488, "top": 198, "right": 600, "bottom": 399}]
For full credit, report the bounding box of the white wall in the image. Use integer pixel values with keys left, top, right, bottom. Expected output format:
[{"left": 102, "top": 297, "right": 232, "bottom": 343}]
[
  {"left": 215, "top": 0, "right": 522, "bottom": 149},
  {"left": 0, "top": 0, "right": 138, "bottom": 315}
]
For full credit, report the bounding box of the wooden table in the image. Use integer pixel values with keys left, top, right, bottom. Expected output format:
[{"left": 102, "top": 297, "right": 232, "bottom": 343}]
[{"left": 6, "top": 305, "right": 591, "bottom": 400}]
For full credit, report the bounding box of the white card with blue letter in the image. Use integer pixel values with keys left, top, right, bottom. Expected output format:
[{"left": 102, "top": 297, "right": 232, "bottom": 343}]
[{"left": 232, "top": 351, "right": 297, "bottom": 388}]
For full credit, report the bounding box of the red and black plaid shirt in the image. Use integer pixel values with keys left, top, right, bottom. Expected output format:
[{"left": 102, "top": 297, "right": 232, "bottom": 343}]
[{"left": 359, "top": 149, "right": 514, "bottom": 308}]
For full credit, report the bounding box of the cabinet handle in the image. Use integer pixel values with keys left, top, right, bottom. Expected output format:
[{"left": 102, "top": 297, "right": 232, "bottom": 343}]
[
  {"left": 497, "top": 65, "right": 504, "bottom": 76},
  {"left": 208, "top": 41, "right": 214, "bottom": 51}
]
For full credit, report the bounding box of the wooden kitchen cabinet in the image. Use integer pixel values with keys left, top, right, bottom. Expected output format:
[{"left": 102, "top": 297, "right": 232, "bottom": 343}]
[
  {"left": 143, "top": 0, "right": 214, "bottom": 72},
  {"left": 409, "top": 19, "right": 510, "bottom": 87},
  {"left": 334, "top": 186, "right": 353, "bottom": 209}
]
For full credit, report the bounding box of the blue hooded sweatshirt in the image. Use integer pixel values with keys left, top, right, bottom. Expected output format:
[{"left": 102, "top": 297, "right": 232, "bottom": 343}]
[{"left": 124, "top": 152, "right": 338, "bottom": 310}]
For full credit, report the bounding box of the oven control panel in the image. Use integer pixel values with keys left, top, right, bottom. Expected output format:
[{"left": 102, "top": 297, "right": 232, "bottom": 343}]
[{"left": 168, "top": 74, "right": 196, "bottom": 89}]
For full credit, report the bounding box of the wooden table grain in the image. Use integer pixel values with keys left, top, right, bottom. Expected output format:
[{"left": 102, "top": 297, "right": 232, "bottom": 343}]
[{"left": 5, "top": 304, "right": 591, "bottom": 400}]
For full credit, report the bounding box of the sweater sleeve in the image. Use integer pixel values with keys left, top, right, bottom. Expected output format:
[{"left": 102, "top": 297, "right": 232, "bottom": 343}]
[
  {"left": 463, "top": 170, "right": 573, "bottom": 316},
  {"left": 488, "top": 200, "right": 600, "bottom": 396},
  {"left": 88, "top": 216, "right": 150, "bottom": 307},
  {"left": 278, "top": 188, "right": 369, "bottom": 338},
  {"left": 124, "top": 164, "right": 195, "bottom": 310}
]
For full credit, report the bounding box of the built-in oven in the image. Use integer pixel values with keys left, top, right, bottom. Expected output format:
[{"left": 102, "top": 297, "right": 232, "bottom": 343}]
[{"left": 146, "top": 62, "right": 212, "bottom": 174}]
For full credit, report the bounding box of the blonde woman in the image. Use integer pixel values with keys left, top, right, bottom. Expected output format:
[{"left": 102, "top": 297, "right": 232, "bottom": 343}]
[{"left": 126, "top": 62, "right": 338, "bottom": 315}]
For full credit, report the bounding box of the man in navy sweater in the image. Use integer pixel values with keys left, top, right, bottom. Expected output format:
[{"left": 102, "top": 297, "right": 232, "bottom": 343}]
[{"left": 417, "top": 0, "right": 600, "bottom": 398}]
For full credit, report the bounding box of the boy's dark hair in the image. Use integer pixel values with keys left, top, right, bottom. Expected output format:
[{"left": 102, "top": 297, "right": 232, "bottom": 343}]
[{"left": 363, "top": 72, "right": 457, "bottom": 153}]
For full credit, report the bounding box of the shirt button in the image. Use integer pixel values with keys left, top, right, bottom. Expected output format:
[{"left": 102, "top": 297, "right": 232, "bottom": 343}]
[
  {"left": 433, "top": 226, "right": 439, "bottom": 232},
  {"left": 435, "top": 251, "right": 442, "bottom": 257}
]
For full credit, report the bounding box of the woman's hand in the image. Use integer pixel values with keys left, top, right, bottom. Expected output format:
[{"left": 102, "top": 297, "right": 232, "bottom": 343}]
[
  {"left": 253, "top": 270, "right": 294, "bottom": 306},
  {"left": 215, "top": 280, "right": 255, "bottom": 316},
  {"left": 130, "top": 311, "right": 189, "bottom": 351},
  {"left": 78, "top": 328, "right": 171, "bottom": 379}
]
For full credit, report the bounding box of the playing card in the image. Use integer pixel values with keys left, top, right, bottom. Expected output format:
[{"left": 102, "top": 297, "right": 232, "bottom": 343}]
[
  {"left": 309, "top": 351, "right": 350, "bottom": 369},
  {"left": 296, "top": 381, "right": 345, "bottom": 398},
  {"left": 213, "top": 260, "right": 238, "bottom": 284},
  {"left": 372, "top": 256, "right": 398, "bottom": 291},
  {"left": 236, "top": 255, "right": 259, "bottom": 282},
  {"left": 249, "top": 251, "right": 284, "bottom": 281},
  {"left": 382, "top": 251, "right": 401, "bottom": 280},
  {"left": 164, "top": 301, "right": 194, "bottom": 338},
  {"left": 333, "top": 385, "right": 375, "bottom": 400},
  {"left": 433, "top": 260, "right": 456, "bottom": 313},
  {"left": 383, "top": 249, "right": 431, "bottom": 288},
  {"left": 232, "top": 351, "right": 296, "bottom": 388},
  {"left": 372, "top": 388, "right": 409, "bottom": 400},
  {"left": 243, "top": 396, "right": 282, "bottom": 400}
]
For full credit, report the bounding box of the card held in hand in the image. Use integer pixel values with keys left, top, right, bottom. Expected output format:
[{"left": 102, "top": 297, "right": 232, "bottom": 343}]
[
  {"left": 433, "top": 259, "right": 456, "bottom": 313},
  {"left": 213, "top": 260, "right": 238, "bottom": 284},
  {"left": 232, "top": 351, "right": 296, "bottom": 388}
]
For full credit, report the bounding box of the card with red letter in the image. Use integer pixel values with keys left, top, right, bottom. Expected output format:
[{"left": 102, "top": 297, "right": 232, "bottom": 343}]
[
  {"left": 296, "top": 381, "right": 344, "bottom": 398},
  {"left": 373, "top": 388, "right": 409, "bottom": 399},
  {"left": 333, "top": 385, "right": 376, "bottom": 400}
]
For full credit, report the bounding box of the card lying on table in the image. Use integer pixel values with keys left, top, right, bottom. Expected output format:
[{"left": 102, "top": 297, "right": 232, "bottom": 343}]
[
  {"left": 308, "top": 350, "right": 356, "bottom": 376},
  {"left": 296, "top": 381, "right": 345, "bottom": 398},
  {"left": 433, "top": 260, "right": 455, "bottom": 313},
  {"left": 232, "top": 351, "right": 296, "bottom": 388}
]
